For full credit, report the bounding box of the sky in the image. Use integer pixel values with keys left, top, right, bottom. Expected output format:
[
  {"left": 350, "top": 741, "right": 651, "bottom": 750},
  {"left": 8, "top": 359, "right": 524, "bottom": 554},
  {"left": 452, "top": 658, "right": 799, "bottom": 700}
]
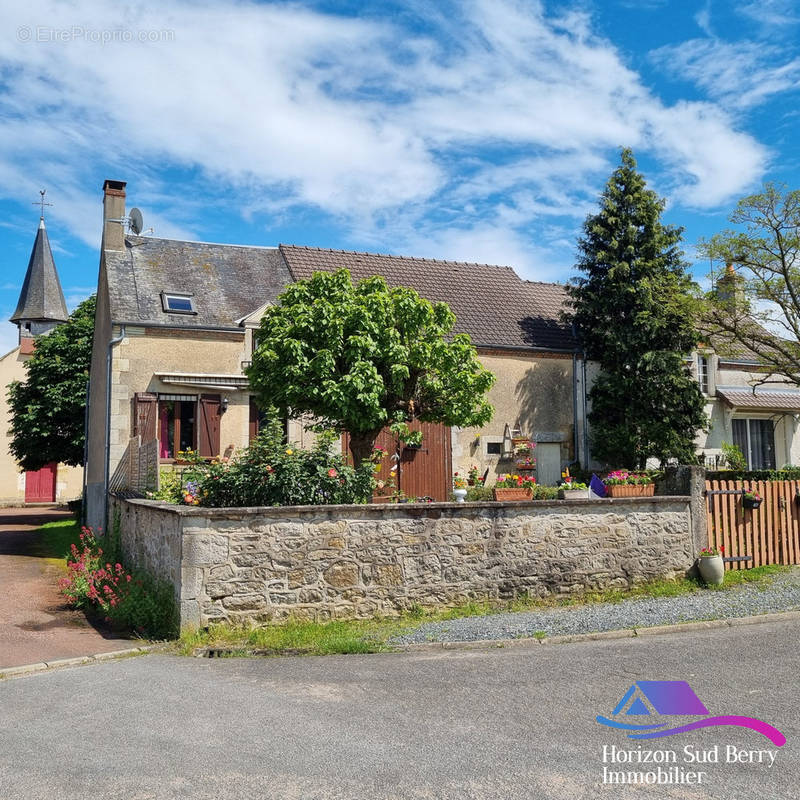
[{"left": 1, "top": 0, "right": 799, "bottom": 354}]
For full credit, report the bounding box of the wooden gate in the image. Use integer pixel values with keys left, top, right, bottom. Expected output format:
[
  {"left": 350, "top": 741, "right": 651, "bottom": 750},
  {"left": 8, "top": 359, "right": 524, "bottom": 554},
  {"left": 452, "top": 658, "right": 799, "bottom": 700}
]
[
  {"left": 343, "top": 421, "right": 452, "bottom": 502},
  {"left": 705, "top": 479, "right": 800, "bottom": 569},
  {"left": 25, "top": 463, "right": 57, "bottom": 503}
]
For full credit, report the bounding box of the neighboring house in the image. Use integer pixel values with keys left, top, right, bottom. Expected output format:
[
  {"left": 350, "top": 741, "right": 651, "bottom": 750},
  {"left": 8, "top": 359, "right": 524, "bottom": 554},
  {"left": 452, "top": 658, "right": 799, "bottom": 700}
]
[
  {"left": 85, "top": 181, "right": 589, "bottom": 528},
  {"left": 0, "top": 215, "right": 83, "bottom": 504}
]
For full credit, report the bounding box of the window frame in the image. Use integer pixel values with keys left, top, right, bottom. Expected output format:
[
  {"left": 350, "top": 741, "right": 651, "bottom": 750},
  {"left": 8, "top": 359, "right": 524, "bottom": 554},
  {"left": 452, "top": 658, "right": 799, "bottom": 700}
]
[
  {"left": 697, "top": 353, "right": 709, "bottom": 395},
  {"left": 160, "top": 291, "right": 197, "bottom": 315},
  {"left": 732, "top": 417, "right": 776, "bottom": 470}
]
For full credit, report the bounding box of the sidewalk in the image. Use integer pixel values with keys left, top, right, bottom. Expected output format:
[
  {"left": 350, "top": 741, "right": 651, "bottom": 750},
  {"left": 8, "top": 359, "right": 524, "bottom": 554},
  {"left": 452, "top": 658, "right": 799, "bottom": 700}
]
[{"left": 0, "top": 507, "right": 137, "bottom": 669}]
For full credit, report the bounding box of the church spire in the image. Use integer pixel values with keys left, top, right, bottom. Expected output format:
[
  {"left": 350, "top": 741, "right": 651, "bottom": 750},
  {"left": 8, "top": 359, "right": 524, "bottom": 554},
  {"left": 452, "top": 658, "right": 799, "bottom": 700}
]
[{"left": 10, "top": 194, "right": 69, "bottom": 342}]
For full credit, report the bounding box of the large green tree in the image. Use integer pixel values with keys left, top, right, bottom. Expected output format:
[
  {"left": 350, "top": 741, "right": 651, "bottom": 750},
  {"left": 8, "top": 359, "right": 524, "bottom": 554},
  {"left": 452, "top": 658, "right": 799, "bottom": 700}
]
[
  {"left": 700, "top": 184, "right": 800, "bottom": 384},
  {"left": 8, "top": 295, "right": 96, "bottom": 471},
  {"left": 247, "top": 269, "right": 495, "bottom": 467},
  {"left": 567, "top": 148, "right": 706, "bottom": 468}
]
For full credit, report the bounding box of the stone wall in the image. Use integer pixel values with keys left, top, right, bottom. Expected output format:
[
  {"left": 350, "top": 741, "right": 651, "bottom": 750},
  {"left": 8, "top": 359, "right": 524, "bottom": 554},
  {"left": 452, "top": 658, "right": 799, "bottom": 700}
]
[{"left": 111, "top": 496, "right": 695, "bottom": 631}]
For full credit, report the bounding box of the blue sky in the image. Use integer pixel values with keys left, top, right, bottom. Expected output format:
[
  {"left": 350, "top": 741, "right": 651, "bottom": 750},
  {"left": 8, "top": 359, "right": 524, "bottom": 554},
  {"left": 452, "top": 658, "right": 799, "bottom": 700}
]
[{"left": 1, "top": 0, "right": 799, "bottom": 354}]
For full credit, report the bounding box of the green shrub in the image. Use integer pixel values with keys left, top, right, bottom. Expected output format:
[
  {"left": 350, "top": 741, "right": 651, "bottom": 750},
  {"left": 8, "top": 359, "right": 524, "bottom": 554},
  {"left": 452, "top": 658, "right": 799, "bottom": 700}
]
[
  {"left": 466, "top": 486, "right": 494, "bottom": 502},
  {"left": 721, "top": 441, "right": 747, "bottom": 471},
  {"left": 532, "top": 484, "right": 559, "bottom": 500},
  {"left": 179, "top": 419, "right": 376, "bottom": 508}
]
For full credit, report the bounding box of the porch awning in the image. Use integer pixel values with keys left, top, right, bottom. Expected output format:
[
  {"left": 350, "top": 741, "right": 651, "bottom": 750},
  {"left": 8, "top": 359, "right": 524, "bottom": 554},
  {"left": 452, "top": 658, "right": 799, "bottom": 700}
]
[
  {"left": 155, "top": 372, "right": 249, "bottom": 391},
  {"left": 716, "top": 387, "right": 800, "bottom": 411}
]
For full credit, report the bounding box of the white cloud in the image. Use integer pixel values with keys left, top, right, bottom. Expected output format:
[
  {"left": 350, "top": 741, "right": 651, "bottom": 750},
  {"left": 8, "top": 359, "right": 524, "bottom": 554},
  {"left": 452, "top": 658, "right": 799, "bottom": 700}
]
[
  {"left": 736, "top": 0, "right": 800, "bottom": 28},
  {"left": 0, "top": 0, "right": 774, "bottom": 284},
  {"left": 650, "top": 38, "right": 800, "bottom": 110}
]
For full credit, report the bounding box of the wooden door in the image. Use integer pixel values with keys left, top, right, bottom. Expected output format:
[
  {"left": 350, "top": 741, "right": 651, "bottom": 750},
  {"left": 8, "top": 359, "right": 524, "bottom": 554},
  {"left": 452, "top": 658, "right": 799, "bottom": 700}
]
[
  {"left": 25, "top": 463, "right": 57, "bottom": 503},
  {"left": 343, "top": 421, "right": 452, "bottom": 502}
]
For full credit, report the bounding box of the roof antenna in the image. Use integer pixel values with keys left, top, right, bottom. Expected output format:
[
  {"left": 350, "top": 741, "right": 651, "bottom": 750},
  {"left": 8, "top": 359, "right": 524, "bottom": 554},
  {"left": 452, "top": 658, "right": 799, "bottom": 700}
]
[{"left": 32, "top": 189, "right": 53, "bottom": 221}]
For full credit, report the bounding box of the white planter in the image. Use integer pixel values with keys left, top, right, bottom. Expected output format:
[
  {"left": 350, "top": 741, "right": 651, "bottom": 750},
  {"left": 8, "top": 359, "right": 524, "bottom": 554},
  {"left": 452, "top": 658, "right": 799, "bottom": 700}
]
[
  {"left": 698, "top": 554, "right": 725, "bottom": 586},
  {"left": 453, "top": 488, "right": 468, "bottom": 503},
  {"left": 558, "top": 489, "right": 589, "bottom": 500}
]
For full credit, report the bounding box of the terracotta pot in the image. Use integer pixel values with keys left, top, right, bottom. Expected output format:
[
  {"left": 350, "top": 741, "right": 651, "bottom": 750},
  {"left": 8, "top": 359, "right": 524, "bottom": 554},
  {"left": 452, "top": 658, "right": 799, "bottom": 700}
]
[
  {"left": 493, "top": 487, "right": 533, "bottom": 501},
  {"left": 605, "top": 484, "right": 655, "bottom": 498},
  {"left": 698, "top": 554, "right": 725, "bottom": 586}
]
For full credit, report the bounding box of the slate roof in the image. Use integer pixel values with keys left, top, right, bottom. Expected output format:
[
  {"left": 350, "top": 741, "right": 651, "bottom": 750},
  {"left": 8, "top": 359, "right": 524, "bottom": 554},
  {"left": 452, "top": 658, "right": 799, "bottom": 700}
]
[
  {"left": 10, "top": 219, "right": 68, "bottom": 324},
  {"left": 279, "top": 245, "right": 574, "bottom": 351},
  {"left": 105, "top": 236, "right": 293, "bottom": 329},
  {"left": 716, "top": 387, "right": 800, "bottom": 410}
]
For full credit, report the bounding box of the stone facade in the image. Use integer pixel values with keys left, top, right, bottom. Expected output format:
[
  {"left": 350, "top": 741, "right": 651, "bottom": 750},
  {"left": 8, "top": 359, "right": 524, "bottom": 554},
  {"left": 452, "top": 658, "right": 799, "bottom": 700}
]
[{"left": 111, "top": 496, "right": 696, "bottom": 631}]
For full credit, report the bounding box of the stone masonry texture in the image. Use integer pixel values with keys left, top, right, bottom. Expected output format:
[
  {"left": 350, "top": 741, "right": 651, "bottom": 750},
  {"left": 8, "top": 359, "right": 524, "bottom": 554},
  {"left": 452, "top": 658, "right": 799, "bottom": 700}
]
[{"left": 111, "top": 496, "right": 695, "bottom": 631}]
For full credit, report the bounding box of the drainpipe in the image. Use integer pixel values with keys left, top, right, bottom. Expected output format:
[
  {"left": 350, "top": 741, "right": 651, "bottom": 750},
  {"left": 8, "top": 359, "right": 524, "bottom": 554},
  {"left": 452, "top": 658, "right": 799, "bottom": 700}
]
[
  {"left": 582, "top": 352, "right": 589, "bottom": 468},
  {"left": 103, "top": 325, "right": 126, "bottom": 529},
  {"left": 81, "top": 379, "right": 90, "bottom": 525},
  {"left": 566, "top": 352, "right": 580, "bottom": 470}
]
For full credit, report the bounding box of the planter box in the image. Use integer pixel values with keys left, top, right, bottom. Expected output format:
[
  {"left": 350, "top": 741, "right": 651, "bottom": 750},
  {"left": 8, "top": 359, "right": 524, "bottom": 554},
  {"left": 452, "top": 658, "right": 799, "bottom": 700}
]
[
  {"left": 743, "top": 496, "right": 762, "bottom": 510},
  {"left": 558, "top": 489, "right": 589, "bottom": 500},
  {"left": 493, "top": 487, "right": 533, "bottom": 501},
  {"left": 605, "top": 484, "right": 655, "bottom": 498},
  {"left": 515, "top": 464, "right": 536, "bottom": 471}
]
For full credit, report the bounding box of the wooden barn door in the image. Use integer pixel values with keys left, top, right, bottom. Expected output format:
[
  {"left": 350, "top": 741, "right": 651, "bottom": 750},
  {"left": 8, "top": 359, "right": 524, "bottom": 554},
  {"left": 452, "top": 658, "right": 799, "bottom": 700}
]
[
  {"left": 343, "top": 421, "right": 452, "bottom": 502},
  {"left": 25, "top": 463, "right": 57, "bottom": 503}
]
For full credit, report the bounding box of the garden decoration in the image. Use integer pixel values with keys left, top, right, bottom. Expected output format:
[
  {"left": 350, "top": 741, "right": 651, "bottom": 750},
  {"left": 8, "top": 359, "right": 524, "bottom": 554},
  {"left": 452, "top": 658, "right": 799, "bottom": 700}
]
[
  {"left": 697, "top": 544, "right": 725, "bottom": 585},
  {"left": 742, "top": 490, "right": 762, "bottom": 510}
]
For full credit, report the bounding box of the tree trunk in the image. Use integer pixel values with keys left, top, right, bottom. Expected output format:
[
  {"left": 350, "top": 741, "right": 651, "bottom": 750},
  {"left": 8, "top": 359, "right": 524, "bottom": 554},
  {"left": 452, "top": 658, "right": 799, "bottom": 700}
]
[{"left": 348, "top": 430, "right": 381, "bottom": 470}]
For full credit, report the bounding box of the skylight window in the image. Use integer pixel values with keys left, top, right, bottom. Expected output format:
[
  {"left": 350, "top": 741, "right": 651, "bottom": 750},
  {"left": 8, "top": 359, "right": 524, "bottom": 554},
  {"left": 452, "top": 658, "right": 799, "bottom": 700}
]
[{"left": 161, "top": 292, "right": 196, "bottom": 314}]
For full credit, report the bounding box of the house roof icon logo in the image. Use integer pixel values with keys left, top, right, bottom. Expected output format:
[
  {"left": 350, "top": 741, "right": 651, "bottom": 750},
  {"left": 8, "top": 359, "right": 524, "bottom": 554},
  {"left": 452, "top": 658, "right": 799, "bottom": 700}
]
[{"left": 597, "top": 680, "right": 785, "bottom": 746}]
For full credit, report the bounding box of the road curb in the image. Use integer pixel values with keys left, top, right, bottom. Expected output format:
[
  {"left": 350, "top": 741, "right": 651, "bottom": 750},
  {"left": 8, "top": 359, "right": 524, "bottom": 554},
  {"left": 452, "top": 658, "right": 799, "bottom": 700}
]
[
  {"left": 0, "top": 645, "right": 156, "bottom": 680},
  {"left": 398, "top": 609, "right": 800, "bottom": 654}
]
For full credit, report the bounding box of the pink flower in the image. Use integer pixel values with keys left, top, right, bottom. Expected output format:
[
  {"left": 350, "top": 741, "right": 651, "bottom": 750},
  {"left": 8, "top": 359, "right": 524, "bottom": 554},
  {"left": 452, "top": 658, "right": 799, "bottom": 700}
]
[{"left": 327, "top": 468, "right": 338, "bottom": 478}]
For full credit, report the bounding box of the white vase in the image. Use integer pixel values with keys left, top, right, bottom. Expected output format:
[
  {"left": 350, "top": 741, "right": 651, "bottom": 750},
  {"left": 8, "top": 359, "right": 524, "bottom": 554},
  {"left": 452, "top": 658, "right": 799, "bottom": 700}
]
[
  {"left": 698, "top": 554, "right": 725, "bottom": 586},
  {"left": 453, "top": 488, "right": 468, "bottom": 503}
]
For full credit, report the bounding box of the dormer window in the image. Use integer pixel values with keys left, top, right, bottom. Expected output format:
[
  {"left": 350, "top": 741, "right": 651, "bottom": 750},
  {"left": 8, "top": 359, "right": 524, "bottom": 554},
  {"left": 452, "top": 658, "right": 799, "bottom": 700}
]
[{"left": 161, "top": 292, "right": 196, "bottom": 314}]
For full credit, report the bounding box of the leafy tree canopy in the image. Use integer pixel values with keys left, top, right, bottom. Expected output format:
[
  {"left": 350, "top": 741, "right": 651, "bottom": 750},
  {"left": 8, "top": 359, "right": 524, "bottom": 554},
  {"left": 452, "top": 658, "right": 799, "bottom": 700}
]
[
  {"left": 8, "top": 295, "right": 96, "bottom": 471},
  {"left": 566, "top": 148, "right": 707, "bottom": 468},
  {"left": 700, "top": 183, "right": 800, "bottom": 386},
  {"left": 247, "top": 269, "right": 495, "bottom": 466}
]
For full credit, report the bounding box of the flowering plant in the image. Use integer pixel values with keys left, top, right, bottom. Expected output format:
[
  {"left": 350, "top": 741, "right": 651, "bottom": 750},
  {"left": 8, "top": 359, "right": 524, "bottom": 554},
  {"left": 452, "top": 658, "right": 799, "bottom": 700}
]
[
  {"left": 559, "top": 481, "right": 588, "bottom": 490},
  {"left": 495, "top": 473, "right": 536, "bottom": 489},
  {"left": 743, "top": 490, "right": 762, "bottom": 502},
  {"left": 699, "top": 545, "right": 724, "bottom": 557},
  {"left": 603, "top": 470, "right": 653, "bottom": 486},
  {"left": 453, "top": 472, "right": 468, "bottom": 489},
  {"left": 467, "top": 465, "right": 483, "bottom": 485}
]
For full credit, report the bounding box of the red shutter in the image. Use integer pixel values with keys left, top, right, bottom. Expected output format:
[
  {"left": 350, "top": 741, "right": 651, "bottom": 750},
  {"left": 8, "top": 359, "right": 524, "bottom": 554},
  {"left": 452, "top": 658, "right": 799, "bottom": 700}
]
[
  {"left": 198, "top": 394, "right": 221, "bottom": 457},
  {"left": 134, "top": 393, "right": 158, "bottom": 442},
  {"left": 249, "top": 397, "right": 259, "bottom": 443}
]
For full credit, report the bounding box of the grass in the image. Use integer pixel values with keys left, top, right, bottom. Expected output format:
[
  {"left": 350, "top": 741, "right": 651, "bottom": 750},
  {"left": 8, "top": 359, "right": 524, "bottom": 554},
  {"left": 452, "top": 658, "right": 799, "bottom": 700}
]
[
  {"left": 28, "top": 519, "right": 81, "bottom": 566},
  {"left": 177, "top": 564, "right": 793, "bottom": 657}
]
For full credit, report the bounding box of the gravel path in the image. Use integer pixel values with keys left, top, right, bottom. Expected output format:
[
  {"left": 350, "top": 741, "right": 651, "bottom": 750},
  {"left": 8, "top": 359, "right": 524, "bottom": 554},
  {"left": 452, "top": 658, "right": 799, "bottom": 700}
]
[{"left": 391, "top": 568, "right": 800, "bottom": 645}]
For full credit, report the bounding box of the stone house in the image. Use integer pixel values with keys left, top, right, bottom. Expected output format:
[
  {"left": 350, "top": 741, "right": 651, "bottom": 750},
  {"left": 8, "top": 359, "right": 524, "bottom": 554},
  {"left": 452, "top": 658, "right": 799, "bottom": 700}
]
[
  {"left": 84, "top": 181, "right": 589, "bottom": 528},
  {"left": 0, "top": 214, "right": 83, "bottom": 504}
]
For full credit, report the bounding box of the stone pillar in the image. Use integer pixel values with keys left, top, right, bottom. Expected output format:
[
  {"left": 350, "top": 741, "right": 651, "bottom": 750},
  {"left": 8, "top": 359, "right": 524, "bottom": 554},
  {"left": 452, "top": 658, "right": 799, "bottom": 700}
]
[{"left": 660, "top": 465, "right": 707, "bottom": 557}]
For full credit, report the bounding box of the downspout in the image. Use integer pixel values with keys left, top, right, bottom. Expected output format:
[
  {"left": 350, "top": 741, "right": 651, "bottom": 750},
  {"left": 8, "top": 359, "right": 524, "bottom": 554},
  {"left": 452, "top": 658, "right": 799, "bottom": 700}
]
[
  {"left": 567, "top": 351, "right": 579, "bottom": 469},
  {"left": 103, "top": 325, "right": 126, "bottom": 529},
  {"left": 582, "top": 352, "right": 589, "bottom": 468},
  {"left": 81, "top": 379, "right": 90, "bottom": 525}
]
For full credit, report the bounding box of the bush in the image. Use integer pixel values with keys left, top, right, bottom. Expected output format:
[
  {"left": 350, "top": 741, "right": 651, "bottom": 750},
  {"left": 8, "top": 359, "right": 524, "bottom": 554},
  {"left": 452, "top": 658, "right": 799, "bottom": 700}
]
[
  {"left": 176, "top": 419, "right": 376, "bottom": 508},
  {"left": 721, "top": 441, "right": 747, "bottom": 471},
  {"left": 58, "top": 525, "right": 177, "bottom": 639}
]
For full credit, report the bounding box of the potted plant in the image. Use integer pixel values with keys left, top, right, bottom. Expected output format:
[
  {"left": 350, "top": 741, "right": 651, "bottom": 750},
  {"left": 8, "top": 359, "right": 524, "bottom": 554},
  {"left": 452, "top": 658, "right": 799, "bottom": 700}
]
[
  {"left": 742, "top": 490, "right": 762, "bottom": 510},
  {"left": 467, "top": 465, "right": 483, "bottom": 486},
  {"left": 603, "top": 470, "right": 655, "bottom": 497},
  {"left": 557, "top": 480, "right": 589, "bottom": 500},
  {"left": 493, "top": 473, "right": 535, "bottom": 501},
  {"left": 697, "top": 544, "right": 725, "bottom": 585},
  {"left": 513, "top": 440, "right": 536, "bottom": 470},
  {"left": 452, "top": 473, "right": 468, "bottom": 503}
]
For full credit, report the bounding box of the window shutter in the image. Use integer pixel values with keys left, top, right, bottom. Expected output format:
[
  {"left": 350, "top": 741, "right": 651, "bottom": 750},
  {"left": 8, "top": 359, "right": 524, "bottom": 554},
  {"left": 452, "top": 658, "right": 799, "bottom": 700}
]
[
  {"left": 198, "top": 394, "right": 221, "bottom": 457},
  {"left": 249, "top": 397, "right": 259, "bottom": 444},
  {"left": 134, "top": 393, "right": 158, "bottom": 442}
]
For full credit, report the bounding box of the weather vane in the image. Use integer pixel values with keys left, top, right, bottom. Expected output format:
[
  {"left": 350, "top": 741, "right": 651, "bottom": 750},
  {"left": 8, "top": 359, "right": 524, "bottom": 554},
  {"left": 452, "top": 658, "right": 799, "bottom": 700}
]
[{"left": 32, "top": 189, "right": 53, "bottom": 220}]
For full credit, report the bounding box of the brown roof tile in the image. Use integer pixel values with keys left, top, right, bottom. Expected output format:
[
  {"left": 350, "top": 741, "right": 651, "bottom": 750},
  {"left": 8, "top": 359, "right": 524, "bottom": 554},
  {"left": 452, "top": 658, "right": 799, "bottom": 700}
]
[
  {"left": 279, "top": 245, "right": 574, "bottom": 351},
  {"left": 716, "top": 388, "right": 800, "bottom": 409}
]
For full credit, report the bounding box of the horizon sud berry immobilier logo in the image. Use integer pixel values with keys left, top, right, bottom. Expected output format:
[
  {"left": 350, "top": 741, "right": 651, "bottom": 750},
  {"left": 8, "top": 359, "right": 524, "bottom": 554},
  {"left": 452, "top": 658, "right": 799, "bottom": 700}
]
[{"left": 595, "top": 681, "right": 786, "bottom": 786}]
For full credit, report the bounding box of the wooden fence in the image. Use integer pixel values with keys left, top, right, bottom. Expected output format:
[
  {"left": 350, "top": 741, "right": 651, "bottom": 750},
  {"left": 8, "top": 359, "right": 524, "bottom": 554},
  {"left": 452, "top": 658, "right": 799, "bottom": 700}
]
[{"left": 705, "top": 479, "right": 800, "bottom": 569}]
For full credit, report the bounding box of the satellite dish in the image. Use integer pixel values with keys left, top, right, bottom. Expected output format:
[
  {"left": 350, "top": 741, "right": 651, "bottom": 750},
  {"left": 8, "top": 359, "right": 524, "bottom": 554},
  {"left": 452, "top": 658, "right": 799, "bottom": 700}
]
[{"left": 129, "top": 207, "right": 144, "bottom": 235}]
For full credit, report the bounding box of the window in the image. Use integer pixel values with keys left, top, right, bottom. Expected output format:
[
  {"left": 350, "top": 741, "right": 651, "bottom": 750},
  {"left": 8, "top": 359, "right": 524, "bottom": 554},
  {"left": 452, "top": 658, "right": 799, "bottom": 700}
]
[
  {"left": 159, "top": 396, "right": 196, "bottom": 458},
  {"left": 732, "top": 418, "right": 775, "bottom": 470},
  {"left": 161, "top": 292, "right": 196, "bottom": 314},
  {"left": 135, "top": 392, "right": 221, "bottom": 459},
  {"left": 486, "top": 442, "right": 503, "bottom": 455},
  {"left": 697, "top": 354, "right": 709, "bottom": 394}
]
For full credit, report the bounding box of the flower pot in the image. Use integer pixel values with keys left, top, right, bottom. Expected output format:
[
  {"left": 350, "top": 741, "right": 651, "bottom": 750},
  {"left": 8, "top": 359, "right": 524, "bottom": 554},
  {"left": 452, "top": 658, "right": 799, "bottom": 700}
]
[
  {"left": 743, "top": 496, "right": 762, "bottom": 510},
  {"left": 493, "top": 487, "right": 533, "bottom": 501},
  {"left": 698, "top": 554, "right": 725, "bottom": 586},
  {"left": 605, "top": 484, "right": 655, "bottom": 498},
  {"left": 453, "top": 488, "right": 468, "bottom": 503},
  {"left": 558, "top": 489, "right": 589, "bottom": 500},
  {"left": 515, "top": 464, "right": 536, "bottom": 471}
]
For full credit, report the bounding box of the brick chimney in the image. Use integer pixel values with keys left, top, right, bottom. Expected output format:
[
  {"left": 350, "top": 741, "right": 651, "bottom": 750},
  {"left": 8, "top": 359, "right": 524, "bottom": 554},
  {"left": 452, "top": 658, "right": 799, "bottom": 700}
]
[{"left": 102, "top": 180, "right": 127, "bottom": 251}]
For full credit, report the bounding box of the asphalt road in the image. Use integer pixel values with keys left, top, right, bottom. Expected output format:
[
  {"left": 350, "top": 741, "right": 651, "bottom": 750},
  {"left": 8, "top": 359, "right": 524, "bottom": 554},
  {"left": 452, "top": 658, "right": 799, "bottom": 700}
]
[{"left": 1, "top": 619, "right": 798, "bottom": 800}]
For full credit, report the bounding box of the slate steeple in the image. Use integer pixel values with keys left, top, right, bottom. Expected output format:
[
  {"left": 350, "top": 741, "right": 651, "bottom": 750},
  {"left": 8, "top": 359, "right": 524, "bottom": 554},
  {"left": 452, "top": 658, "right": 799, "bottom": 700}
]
[{"left": 10, "top": 203, "right": 69, "bottom": 343}]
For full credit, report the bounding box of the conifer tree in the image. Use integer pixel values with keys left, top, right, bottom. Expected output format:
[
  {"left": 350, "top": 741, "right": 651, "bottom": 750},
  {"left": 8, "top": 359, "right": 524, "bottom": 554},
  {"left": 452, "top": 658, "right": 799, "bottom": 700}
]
[{"left": 567, "top": 149, "right": 706, "bottom": 468}]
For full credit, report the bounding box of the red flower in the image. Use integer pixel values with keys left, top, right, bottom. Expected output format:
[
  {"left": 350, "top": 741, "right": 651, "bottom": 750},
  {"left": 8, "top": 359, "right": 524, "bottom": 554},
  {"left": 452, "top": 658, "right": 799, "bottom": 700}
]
[{"left": 327, "top": 468, "right": 338, "bottom": 478}]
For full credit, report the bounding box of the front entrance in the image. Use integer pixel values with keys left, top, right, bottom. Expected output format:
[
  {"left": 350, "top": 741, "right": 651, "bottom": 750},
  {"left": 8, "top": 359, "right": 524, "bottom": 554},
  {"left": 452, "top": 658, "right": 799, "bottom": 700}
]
[{"left": 24, "top": 463, "right": 57, "bottom": 503}]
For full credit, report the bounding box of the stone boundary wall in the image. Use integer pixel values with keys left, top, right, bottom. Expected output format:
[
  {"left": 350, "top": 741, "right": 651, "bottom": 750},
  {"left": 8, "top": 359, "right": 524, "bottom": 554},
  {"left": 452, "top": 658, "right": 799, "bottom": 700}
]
[{"left": 110, "top": 496, "right": 696, "bottom": 631}]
